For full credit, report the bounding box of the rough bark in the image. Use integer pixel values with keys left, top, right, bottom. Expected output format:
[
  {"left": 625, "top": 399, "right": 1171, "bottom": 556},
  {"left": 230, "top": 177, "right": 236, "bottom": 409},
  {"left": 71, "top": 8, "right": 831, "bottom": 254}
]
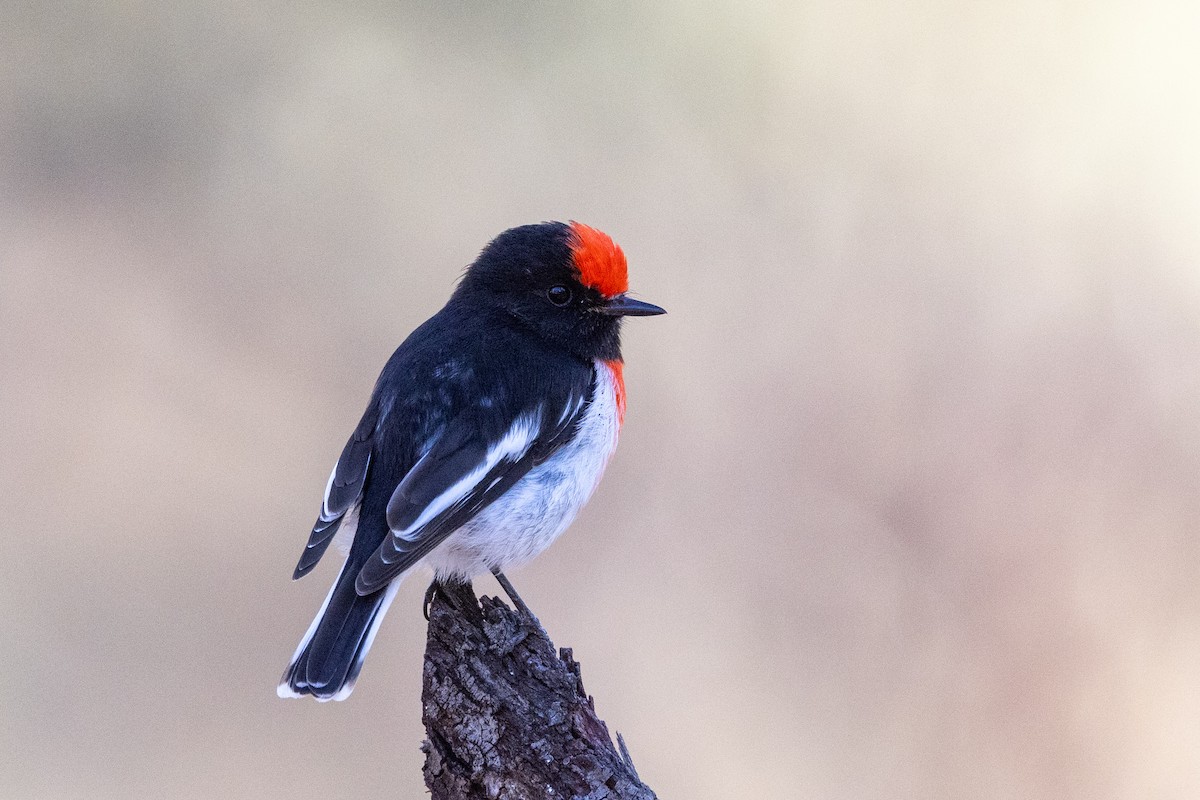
[{"left": 421, "top": 582, "right": 657, "bottom": 800}]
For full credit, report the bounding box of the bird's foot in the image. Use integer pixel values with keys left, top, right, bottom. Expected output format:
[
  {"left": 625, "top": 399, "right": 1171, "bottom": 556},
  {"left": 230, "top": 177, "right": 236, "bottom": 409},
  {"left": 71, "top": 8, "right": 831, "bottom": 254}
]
[{"left": 424, "top": 578, "right": 479, "bottom": 620}]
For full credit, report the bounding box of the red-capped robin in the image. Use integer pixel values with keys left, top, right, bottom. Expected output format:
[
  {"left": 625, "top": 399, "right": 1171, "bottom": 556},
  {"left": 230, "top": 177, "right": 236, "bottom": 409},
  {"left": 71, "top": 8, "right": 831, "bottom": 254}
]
[{"left": 278, "top": 221, "right": 664, "bottom": 701}]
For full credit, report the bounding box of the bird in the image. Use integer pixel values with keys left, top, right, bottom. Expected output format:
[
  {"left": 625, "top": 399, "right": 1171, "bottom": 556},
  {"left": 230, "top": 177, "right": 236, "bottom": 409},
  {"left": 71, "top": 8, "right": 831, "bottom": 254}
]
[{"left": 278, "top": 221, "right": 665, "bottom": 701}]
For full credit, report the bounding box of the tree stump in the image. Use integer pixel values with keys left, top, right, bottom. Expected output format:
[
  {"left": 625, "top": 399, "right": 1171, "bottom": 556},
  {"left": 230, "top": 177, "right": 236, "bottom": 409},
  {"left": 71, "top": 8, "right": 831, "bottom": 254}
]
[{"left": 421, "top": 582, "right": 657, "bottom": 800}]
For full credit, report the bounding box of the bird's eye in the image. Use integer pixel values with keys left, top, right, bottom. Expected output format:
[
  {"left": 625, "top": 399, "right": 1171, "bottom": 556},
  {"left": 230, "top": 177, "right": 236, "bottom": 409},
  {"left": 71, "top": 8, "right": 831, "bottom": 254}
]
[{"left": 547, "top": 285, "right": 572, "bottom": 307}]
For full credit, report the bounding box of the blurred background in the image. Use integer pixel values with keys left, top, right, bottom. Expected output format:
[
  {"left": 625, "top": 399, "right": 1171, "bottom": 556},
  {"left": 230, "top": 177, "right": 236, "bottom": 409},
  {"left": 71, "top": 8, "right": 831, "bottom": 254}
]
[{"left": 3, "top": 1, "right": 1200, "bottom": 798}]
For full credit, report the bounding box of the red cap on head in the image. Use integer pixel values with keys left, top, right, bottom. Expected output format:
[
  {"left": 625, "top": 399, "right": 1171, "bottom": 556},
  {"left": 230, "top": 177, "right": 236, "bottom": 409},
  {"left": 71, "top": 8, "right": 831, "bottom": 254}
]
[{"left": 568, "top": 221, "right": 628, "bottom": 298}]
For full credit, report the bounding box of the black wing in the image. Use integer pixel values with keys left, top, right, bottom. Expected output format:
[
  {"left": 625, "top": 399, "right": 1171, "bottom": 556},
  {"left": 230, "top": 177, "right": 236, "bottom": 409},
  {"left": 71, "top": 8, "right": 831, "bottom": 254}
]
[
  {"left": 292, "top": 405, "right": 377, "bottom": 579},
  {"left": 353, "top": 389, "right": 590, "bottom": 595}
]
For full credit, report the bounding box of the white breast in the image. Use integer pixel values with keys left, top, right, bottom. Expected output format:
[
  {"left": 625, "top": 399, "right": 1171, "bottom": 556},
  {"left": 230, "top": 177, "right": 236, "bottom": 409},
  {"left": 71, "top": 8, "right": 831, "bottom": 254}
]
[{"left": 424, "top": 361, "right": 622, "bottom": 581}]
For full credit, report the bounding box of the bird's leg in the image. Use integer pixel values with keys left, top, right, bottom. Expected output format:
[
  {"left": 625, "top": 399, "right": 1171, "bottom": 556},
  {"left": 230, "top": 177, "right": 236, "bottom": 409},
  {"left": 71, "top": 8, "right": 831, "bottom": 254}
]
[{"left": 491, "top": 569, "right": 538, "bottom": 622}]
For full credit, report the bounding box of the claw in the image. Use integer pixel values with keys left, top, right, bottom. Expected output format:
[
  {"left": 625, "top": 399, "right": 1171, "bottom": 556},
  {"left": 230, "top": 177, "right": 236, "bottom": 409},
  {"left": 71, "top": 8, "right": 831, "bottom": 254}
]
[{"left": 423, "top": 580, "right": 439, "bottom": 621}]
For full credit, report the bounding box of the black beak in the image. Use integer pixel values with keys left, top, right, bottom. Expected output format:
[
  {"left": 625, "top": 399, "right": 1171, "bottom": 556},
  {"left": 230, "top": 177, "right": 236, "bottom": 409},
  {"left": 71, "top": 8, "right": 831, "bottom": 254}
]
[{"left": 599, "top": 294, "right": 667, "bottom": 317}]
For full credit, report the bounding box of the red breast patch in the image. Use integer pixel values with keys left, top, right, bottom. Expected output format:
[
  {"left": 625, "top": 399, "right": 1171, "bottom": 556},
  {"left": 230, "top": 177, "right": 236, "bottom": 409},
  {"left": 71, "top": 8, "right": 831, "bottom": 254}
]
[
  {"left": 603, "top": 359, "right": 626, "bottom": 427},
  {"left": 568, "top": 221, "right": 628, "bottom": 298}
]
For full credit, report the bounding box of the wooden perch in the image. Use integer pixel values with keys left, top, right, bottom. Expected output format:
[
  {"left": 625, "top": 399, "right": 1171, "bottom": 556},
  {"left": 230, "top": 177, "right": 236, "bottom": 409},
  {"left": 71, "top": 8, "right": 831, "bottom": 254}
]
[{"left": 421, "top": 581, "right": 657, "bottom": 800}]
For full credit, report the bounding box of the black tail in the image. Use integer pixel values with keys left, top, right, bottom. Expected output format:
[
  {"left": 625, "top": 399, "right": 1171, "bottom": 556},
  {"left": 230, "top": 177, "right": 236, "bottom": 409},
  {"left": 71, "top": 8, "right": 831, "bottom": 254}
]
[{"left": 277, "top": 558, "right": 398, "bottom": 701}]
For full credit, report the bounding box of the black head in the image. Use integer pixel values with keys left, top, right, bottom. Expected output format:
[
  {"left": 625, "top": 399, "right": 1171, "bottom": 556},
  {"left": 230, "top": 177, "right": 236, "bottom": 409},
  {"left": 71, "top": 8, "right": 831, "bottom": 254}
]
[{"left": 454, "top": 221, "right": 664, "bottom": 362}]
